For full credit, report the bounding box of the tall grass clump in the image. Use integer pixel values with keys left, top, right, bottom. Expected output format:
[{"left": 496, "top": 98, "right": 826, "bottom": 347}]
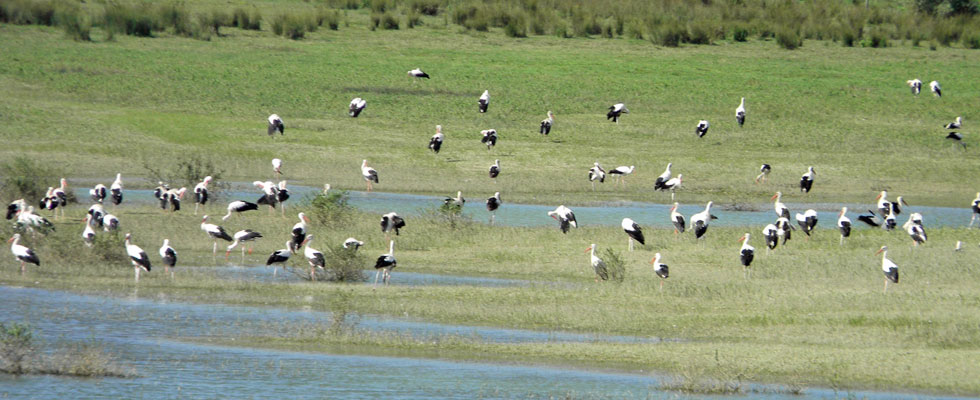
[
  {"left": 405, "top": 9, "right": 421, "bottom": 28},
  {"left": 103, "top": 2, "right": 157, "bottom": 38},
  {"left": 271, "top": 12, "right": 307, "bottom": 39},
  {"left": 142, "top": 155, "right": 228, "bottom": 199},
  {"left": 309, "top": 245, "right": 367, "bottom": 282},
  {"left": 776, "top": 27, "right": 802, "bottom": 49},
  {"left": 198, "top": 9, "right": 231, "bottom": 36},
  {"left": 0, "top": 0, "right": 56, "bottom": 25},
  {"left": 0, "top": 322, "right": 132, "bottom": 377},
  {"left": 156, "top": 1, "right": 195, "bottom": 37},
  {"left": 503, "top": 10, "right": 527, "bottom": 37},
  {"left": 232, "top": 6, "right": 262, "bottom": 30},
  {"left": 410, "top": 0, "right": 440, "bottom": 16},
  {"left": 600, "top": 248, "right": 626, "bottom": 283},
  {"left": 0, "top": 157, "right": 58, "bottom": 203},
  {"left": 651, "top": 20, "right": 686, "bottom": 47},
  {"left": 316, "top": 7, "right": 341, "bottom": 30},
  {"left": 55, "top": 5, "right": 91, "bottom": 41},
  {"left": 0, "top": 322, "right": 35, "bottom": 375},
  {"left": 309, "top": 191, "right": 353, "bottom": 226}
]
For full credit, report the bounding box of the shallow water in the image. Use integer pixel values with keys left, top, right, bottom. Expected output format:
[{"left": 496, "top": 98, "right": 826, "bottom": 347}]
[
  {"left": 75, "top": 185, "right": 972, "bottom": 229},
  {"left": 0, "top": 286, "right": 965, "bottom": 399},
  {"left": 194, "top": 265, "right": 531, "bottom": 288}
]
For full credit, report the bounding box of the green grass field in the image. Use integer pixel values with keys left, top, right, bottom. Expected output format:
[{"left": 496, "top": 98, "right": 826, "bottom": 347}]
[{"left": 3, "top": 13, "right": 980, "bottom": 395}]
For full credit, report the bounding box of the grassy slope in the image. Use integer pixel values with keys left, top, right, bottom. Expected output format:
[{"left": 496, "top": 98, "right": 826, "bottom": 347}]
[{"left": 1, "top": 20, "right": 979, "bottom": 208}]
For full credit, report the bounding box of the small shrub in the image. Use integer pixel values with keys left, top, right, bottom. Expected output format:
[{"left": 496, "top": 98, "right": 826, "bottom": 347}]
[
  {"left": 504, "top": 12, "right": 527, "bottom": 37},
  {"left": 732, "top": 26, "right": 749, "bottom": 42},
  {"left": 199, "top": 9, "right": 231, "bottom": 36},
  {"left": 624, "top": 18, "right": 644, "bottom": 39},
  {"left": 308, "top": 245, "right": 367, "bottom": 282},
  {"left": 961, "top": 30, "right": 980, "bottom": 48},
  {"left": 1, "top": 157, "right": 58, "bottom": 204},
  {"left": 309, "top": 191, "right": 353, "bottom": 226},
  {"left": 381, "top": 12, "right": 399, "bottom": 29},
  {"left": 232, "top": 6, "right": 262, "bottom": 30},
  {"left": 103, "top": 3, "right": 157, "bottom": 38},
  {"left": 864, "top": 28, "right": 889, "bottom": 47},
  {"left": 687, "top": 22, "right": 714, "bottom": 44},
  {"left": 410, "top": 0, "right": 440, "bottom": 16},
  {"left": 652, "top": 21, "right": 687, "bottom": 47},
  {"left": 0, "top": 322, "right": 35, "bottom": 375},
  {"left": 600, "top": 248, "right": 626, "bottom": 283},
  {"left": 157, "top": 2, "right": 192, "bottom": 36},
  {"left": 776, "top": 27, "right": 802, "bottom": 49},
  {"left": 405, "top": 10, "right": 421, "bottom": 29},
  {"left": 316, "top": 8, "right": 341, "bottom": 30},
  {"left": 271, "top": 13, "right": 307, "bottom": 39},
  {"left": 142, "top": 155, "right": 228, "bottom": 200},
  {"left": 55, "top": 6, "right": 91, "bottom": 42},
  {"left": 1, "top": 0, "right": 56, "bottom": 25},
  {"left": 553, "top": 19, "right": 571, "bottom": 38}
]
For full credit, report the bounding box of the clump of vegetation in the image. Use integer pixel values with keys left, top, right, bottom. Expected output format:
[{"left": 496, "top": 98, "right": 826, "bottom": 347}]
[
  {"left": 316, "top": 7, "right": 341, "bottom": 30},
  {"left": 405, "top": 9, "right": 422, "bottom": 29},
  {"left": 651, "top": 20, "right": 686, "bottom": 47},
  {"left": 425, "top": 202, "right": 472, "bottom": 230},
  {"left": 776, "top": 27, "right": 802, "bottom": 50},
  {"left": 503, "top": 11, "right": 527, "bottom": 37},
  {"left": 0, "top": 157, "right": 59, "bottom": 204},
  {"left": 0, "top": 0, "right": 56, "bottom": 26},
  {"left": 271, "top": 12, "right": 309, "bottom": 39},
  {"left": 0, "top": 322, "right": 35, "bottom": 375},
  {"left": 55, "top": 3, "right": 91, "bottom": 41},
  {"left": 0, "top": 322, "right": 132, "bottom": 377},
  {"left": 309, "top": 191, "right": 353, "bottom": 226},
  {"left": 600, "top": 248, "right": 626, "bottom": 283},
  {"left": 156, "top": 1, "right": 195, "bottom": 37},
  {"left": 142, "top": 154, "right": 228, "bottom": 200},
  {"left": 198, "top": 8, "right": 232, "bottom": 36},
  {"left": 731, "top": 25, "right": 748, "bottom": 42},
  {"left": 103, "top": 3, "right": 158, "bottom": 38},
  {"left": 410, "top": 0, "right": 440, "bottom": 16},
  {"left": 306, "top": 245, "right": 367, "bottom": 282},
  {"left": 232, "top": 6, "right": 262, "bottom": 30}
]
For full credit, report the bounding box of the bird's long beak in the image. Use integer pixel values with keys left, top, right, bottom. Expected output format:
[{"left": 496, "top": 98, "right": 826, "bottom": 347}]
[
  {"left": 303, "top": 215, "right": 310, "bottom": 223},
  {"left": 875, "top": 248, "right": 884, "bottom": 255},
  {"left": 649, "top": 257, "right": 656, "bottom": 264},
  {"left": 901, "top": 198, "right": 909, "bottom": 206},
  {"left": 670, "top": 205, "right": 676, "bottom": 212},
  {"left": 771, "top": 193, "right": 778, "bottom": 200},
  {"left": 7, "top": 237, "right": 14, "bottom": 243},
  {"left": 738, "top": 235, "right": 746, "bottom": 242},
  {"left": 875, "top": 193, "right": 882, "bottom": 200},
  {"left": 585, "top": 247, "right": 592, "bottom": 253},
  {"left": 550, "top": 215, "right": 558, "bottom": 221}
]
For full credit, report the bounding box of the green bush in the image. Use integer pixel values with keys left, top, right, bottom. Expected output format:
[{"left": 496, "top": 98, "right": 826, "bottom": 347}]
[
  {"left": 652, "top": 21, "right": 686, "bottom": 47},
  {"left": 198, "top": 9, "right": 231, "bottom": 36},
  {"left": 776, "top": 27, "right": 802, "bottom": 49},
  {"left": 232, "top": 6, "right": 262, "bottom": 30},
  {"left": 1, "top": 157, "right": 59, "bottom": 204},
  {"left": 271, "top": 13, "right": 307, "bottom": 39},
  {"left": 157, "top": 2, "right": 194, "bottom": 36},
  {"left": 864, "top": 28, "right": 889, "bottom": 47},
  {"left": 406, "top": 10, "right": 421, "bottom": 28},
  {"left": 381, "top": 12, "right": 399, "bottom": 29},
  {"left": 732, "top": 25, "right": 749, "bottom": 42},
  {"left": 410, "top": 0, "right": 440, "bottom": 16},
  {"left": 309, "top": 191, "right": 353, "bottom": 226},
  {"left": 601, "top": 248, "right": 626, "bottom": 283},
  {"left": 308, "top": 245, "right": 367, "bottom": 282},
  {"left": 142, "top": 155, "right": 228, "bottom": 200},
  {"left": 687, "top": 22, "right": 714, "bottom": 44},
  {"left": 55, "top": 5, "right": 91, "bottom": 41},
  {"left": 504, "top": 11, "right": 527, "bottom": 37},
  {"left": 962, "top": 30, "right": 980, "bottom": 48},
  {"left": 0, "top": 0, "right": 56, "bottom": 25},
  {"left": 103, "top": 3, "right": 157, "bottom": 38},
  {"left": 0, "top": 322, "right": 35, "bottom": 375},
  {"left": 317, "top": 8, "right": 341, "bottom": 30}
]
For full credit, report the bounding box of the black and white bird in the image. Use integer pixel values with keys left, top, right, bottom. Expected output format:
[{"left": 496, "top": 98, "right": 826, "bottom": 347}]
[
  {"left": 883, "top": 208, "right": 897, "bottom": 231},
  {"left": 343, "top": 237, "right": 364, "bottom": 250},
  {"left": 6, "top": 199, "right": 26, "bottom": 220},
  {"left": 290, "top": 212, "right": 310, "bottom": 251},
  {"left": 226, "top": 229, "right": 263, "bottom": 262},
  {"left": 222, "top": 200, "right": 259, "bottom": 221},
  {"left": 193, "top": 176, "right": 212, "bottom": 215},
  {"left": 857, "top": 210, "right": 880, "bottom": 227},
  {"left": 945, "top": 117, "right": 962, "bottom": 129},
  {"left": 303, "top": 235, "right": 325, "bottom": 281},
  {"left": 775, "top": 217, "right": 794, "bottom": 244},
  {"left": 429, "top": 125, "right": 444, "bottom": 153},
  {"left": 159, "top": 239, "right": 177, "bottom": 278},
  {"left": 408, "top": 68, "right": 430, "bottom": 80},
  {"left": 7, "top": 234, "right": 39, "bottom": 274},
  {"left": 110, "top": 173, "right": 123, "bottom": 205},
  {"left": 349, "top": 97, "right": 367, "bottom": 117},
  {"left": 876, "top": 245, "right": 899, "bottom": 293},
  {"left": 650, "top": 252, "right": 668, "bottom": 290},
  {"left": 738, "top": 233, "right": 755, "bottom": 276},
  {"left": 90, "top": 184, "right": 107, "bottom": 203},
  {"left": 87, "top": 204, "right": 105, "bottom": 227},
  {"left": 762, "top": 223, "right": 778, "bottom": 252},
  {"left": 272, "top": 158, "right": 283, "bottom": 179},
  {"left": 266, "top": 241, "right": 292, "bottom": 277},
  {"left": 609, "top": 165, "right": 635, "bottom": 186},
  {"left": 381, "top": 212, "right": 406, "bottom": 239},
  {"left": 755, "top": 164, "right": 771, "bottom": 184},
  {"left": 876, "top": 191, "right": 907, "bottom": 217},
  {"left": 361, "top": 160, "right": 379, "bottom": 192},
  {"left": 547, "top": 205, "right": 577, "bottom": 234},
  {"left": 276, "top": 180, "right": 291, "bottom": 216},
  {"left": 906, "top": 79, "right": 922, "bottom": 96},
  {"left": 444, "top": 191, "right": 465, "bottom": 208},
  {"left": 837, "top": 207, "right": 852, "bottom": 245},
  {"left": 735, "top": 97, "right": 746, "bottom": 127},
  {"left": 200, "top": 215, "right": 234, "bottom": 256},
  {"left": 670, "top": 202, "right": 686, "bottom": 234},
  {"left": 268, "top": 114, "right": 284, "bottom": 136},
  {"left": 695, "top": 120, "right": 709, "bottom": 138},
  {"left": 930, "top": 80, "right": 941, "bottom": 97},
  {"left": 40, "top": 187, "right": 59, "bottom": 215},
  {"left": 373, "top": 240, "right": 397, "bottom": 286},
  {"left": 653, "top": 163, "right": 672, "bottom": 191},
  {"left": 903, "top": 213, "right": 926, "bottom": 245},
  {"left": 486, "top": 192, "right": 501, "bottom": 225},
  {"left": 585, "top": 244, "right": 609, "bottom": 282},
  {"left": 660, "top": 174, "right": 683, "bottom": 201},
  {"left": 489, "top": 159, "right": 500, "bottom": 181},
  {"left": 621, "top": 218, "right": 645, "bottom": 251},
  {"left": 588, "top": 162, "right": 605, "bottom": 191},
  {"left": 946, "top": 132, "right": 965, "bottom": 148},
  {"left": 607, "top": 103, "right": 628, "bottom": 123},
  {"left": 102, "top": 213, "right": 119, "bottom": 232},
  {"left": 796, "top": 209, "right": 818, "bottom": 238},
  {"left": 478, "top": 90, "right": 490, "bottom": 113},
  {"left": 540, "top": 111, "right": 554, "bottom": 135},
  {"left": 124, "top": 233, "right": 151, "bottom": 282},
  {"left": 254, "top": 180, "right": 279, "bottom": 211},
  {"left": 772, "top": 192, "right": 790, "bottom": 219},
  {"left": 480, "top": 129, "right": 497, "bottom": 150},
  {"left": 153, "top": 182, "right": 169, "bottom": 202},
  {"left": 16, "top": 206, "right": 54, "bottom": 235},
  {"left": 799, "top": 166, "right": 815, "bottom": 193},
  {"left": 82, "top": 215, "right": 96, "bottom": 247},
  {"left": 970, "top": 192, "right": 980, "bottom": 228},
  {"left": 159, "top": 187, "right": 186, "bottom": 212},
  {"left": 691, "top": 201, "right": 716, "bottom": 240},
  {"left": 51, "top": 178, "right": 67, "bottom": 218}
]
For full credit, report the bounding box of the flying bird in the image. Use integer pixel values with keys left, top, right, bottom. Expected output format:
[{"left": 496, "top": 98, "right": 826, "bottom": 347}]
[
  {"left": 607, "top": 103, "right": 628, "bottom": 123},
  {"left": 268, "top": 114, "right": 284, "bottom": 136},
  {"left": 429, "top": 125, "right": 444, "bottom": 153},
  {"left": 695, "top": 120, "right": 709, "bottom": 138},
  {"left": 349, "top": 97, "right": 367, "bottom": 117},
  {"left": 540, "top": 111, "right": 554, "bottom": 135},
  {"left": 621, "top": 218, "right": 645, "bottom": 251},
  {"left": 478, "top": 90, "right": 489, "bottom": 113}
]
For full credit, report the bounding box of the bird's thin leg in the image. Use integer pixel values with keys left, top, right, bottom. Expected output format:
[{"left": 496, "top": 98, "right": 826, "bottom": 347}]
[
  {"left": 281, "top": 203, "right": 286, "bottom": 218},
  {"left": 20, "top": 261, "right": 25, "bottom": 275},
  {"left": 591, "top": 181, "right": 596, "bottom": 191},
  {"left": 310, "top": 267, "right": 315, "bottom": 281},
  {"left": 212, "top": 241, "right": 217, "bottom": 257},
  {"left": 840, "top": 236, "right": 844, "bottom": 246},
  {"left": 194, "top": 203, "right": 199, "bottom": 215},
  {"left": 170, "top": 270, "right": 174, "bottom": 280},
  {"left": 670, "top": 192, "right": 675, "bottom": 201},
  {"left": 628, "top": 238, "right": 633, "bottom": 252},
  {"left": 883, "top": 279, "right": 888, "bottom": 294},
  {"left": 241, "top": 247, "right": 246, "bottom": 264},
  {"left": 659, "top": 280, "right": 663, "bottom": 291},
  {"left": 490, "top": 213, "right": 495, "bottom": 226},
  {"left": 135, "top": 267, "right": 140, "bottom": 282},
  {"left": 971, "top": 214, "right": 977, "bottom": 228},
  {"left": 273, "top": 265, "right": 278, "bottom": 277},
  {"left": 374, "top": 270, "right": 380, "bottom": 287}
]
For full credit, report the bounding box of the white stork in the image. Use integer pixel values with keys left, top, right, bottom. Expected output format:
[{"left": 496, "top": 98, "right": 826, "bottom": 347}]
[
  {"left": 795, "top": 209, "right": 818, "bottom": 239},
  {"left": 429, "top": 125, "right": 444, "bottom": 153},
  {"left": 265, "top": 241, "right": 292, "bottom": 277},
  {"left": 650, "top": 253, "right": 668, "bottom": 290},
  {"left": 268, "top": 114, "right": 284, "bottom": 136},
  {"left": 40, "top": 187, "right": 59, "bottom": 216},
  {"left": 222, "top": 200, "right": 259, "bottom": 221},
  {"left": 160, "top": 239, "right": 176, "bottom": 278},
  {"left": 799, "top": 166, "right": 815, "bottom": 193},
  {"left": 669, "top": 202, "right": 685, "bottom": 234},
  {"left": 90, "top": 184, "right": 107, "bottom": 203},
  {"left": 6, "top": 199, "right": 26, "bottom": 220},
  {"left": 444, "top": 191, "right": 464, "bottom": 207},
  {"left": 276, "top": 180, "right": 291, "bottom": 216},
  {"left": 944, "top": 117, "right": 961, "bottom": 129},
  {"left": 739, "top": 233, "right": 755, "bottom": 277},
  {"left": 303, "top": 234, "right": 325, "bottom": 281},
  {"left": 373, "top": 240, "right": 397, "bottom": 286},
  {"left": 762, "top": 223, "right": 778, "bottom": 253},
  {"left": 660, "top": 174, "right": 682, "bottom": 201},
  {"left": 361, "top": 160, "right": 378, "bottom": 192},
  {"left": 775, "top": 216, "right": 794, "bottom": 244},
  {"left": 486, "top": 192, "right": 501, "bottom": 225},
  {"left": 343, "top": 237, "right": 364, "bottom": 250},
  {"left": 653, "top": 163, "right": 672, "bottom": 191},
  {"left": 621, "top": 218, "right": 645, "bottom": 251},
  {"left": 876, "top": 245, "right": 899, "bottom": 293},
  {"left": 837, "top": 207, "right": 852, "bottom": 245},
  {"left": 82, "top": 215, "right": 96, "bottom": 247},
  {"left": 87, "top": 204, "right": 105, "bottom": 227},
  {"left": 772, "top": 191, "right": 790, "bottom": 219},
  {"left": 153, "top": 182, "right": 169, "bottom": 202},
  {"left": 489, "top": 159, "right": 500, "bottom": 181},
  {"left": 16, "top": 206, "right": 53, "bottom": 235},
  {"left": 695, "top": 120, "right": 709, "bottom": 138},
  {"left": 7, "top": 234, "right": 39, "bottom": 274},
  {"left": 124, "top": 233, "right": 151, "bottom": 282},
  {"left": 755, "top": 164, "right": 771, "bottom": 184},
  {"left": 110, "top": 173, "right": 123, "bottom": 205},
  {"left": 200, "top": 215, "right": 233, "bottom": 257},
  {"left": 481, "top": 129, "right": 497, "bottom": 151},
  {"left": 588, "top": 162, "right": 605, "bottom": 191},
  {"left": 254, "top": 180, "right": 279, "bottom": 212},
  {"left": 946, "top": 132, "right": 965, "bottom": 148},
  {"left": 584, "top": 244, "right": 609, "bottom": 282},
  {"left": 407, "top": 68, "right": 430, "bottom": 80},
  {"left": 547, "top": 205, "right": 577, "bottom": 234},
  {"left": 193, "top": 176, "right": 212, "bottom": 215},
  {"left": 970, "top": 192, "right": 980, "bottom": 228},
  {"left": 381, "top": 212, "right": 405, "bottom": 241},
  {"left": 102, "top": 213, "right": 119, "bottom": 232},
  {"left": 226, "top": 229, "right": 263, "bottom": 262},
  {"left": 691, "top": 201, "right": 715, "bottom": 240},
  {"left": 540, "top": 111, "right": 555, "bottom": 135},
  {"left": 955, "top": 241, "right": 963, "bottom": 251},
  {"left": 478, "top": 90, "right": 489, "bottom": 113},
  {"left": 272, "top": 158, "right": 283, "bottom": 180},
  {"left": 609, "top": 165, "right": 634, "bottom": 186},
  {"left": 349, "top": 97, "right": 367, "bottom": 117},
  {"left": 883, "top": 208, "right": 897, "bottom": 231},
  {"left": 291, "top": 212, "right": 310, "bottom": 251},
  {"left": 930, "top": 80, "right": 941, "bottom": 97},
  {"left": 735, "top": 97, "right": 746, "bottom": 126},
  {"left": 906, "top": 79, "right": 922, "bottom": 95},
  {"left": 903, "top": 213, "right": 927, "bottom": 246},
  {"left": 607, "top": 103, "right": 628, "bottom": 123}
]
